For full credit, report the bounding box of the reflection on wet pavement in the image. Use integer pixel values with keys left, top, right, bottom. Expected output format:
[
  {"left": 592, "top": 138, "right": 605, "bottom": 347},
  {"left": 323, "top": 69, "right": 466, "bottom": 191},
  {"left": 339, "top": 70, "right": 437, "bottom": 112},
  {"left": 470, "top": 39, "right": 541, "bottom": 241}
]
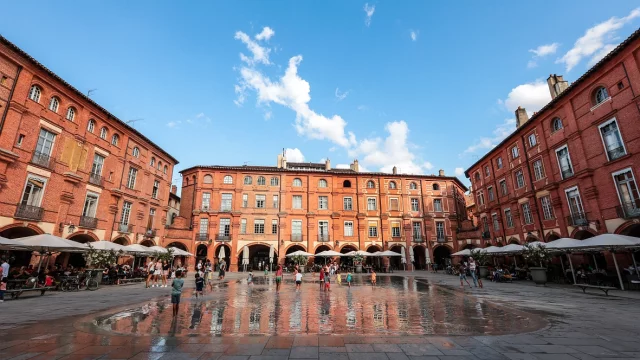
[{"left": 89, "top": 276, "right": 543, "bottom": 336}]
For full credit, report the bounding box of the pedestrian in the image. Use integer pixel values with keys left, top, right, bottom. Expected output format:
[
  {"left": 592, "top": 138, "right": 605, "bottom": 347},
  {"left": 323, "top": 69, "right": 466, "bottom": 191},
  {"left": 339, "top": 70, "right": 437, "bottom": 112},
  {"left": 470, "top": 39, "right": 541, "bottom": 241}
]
[
  {"left": 324, "top": 268, "right": 330, "bottom": 292},
  {"left": 218, "top": 260, "right": 226, "bottom": 280},
  {"left": 146, "top": 259, "right": 155, "bottom": 288},
  {"left": 162, "top": 260, "right": 170, "bottom": 287},
  {"left": 153, "top": 260, "right": 162, "bottom": 287},
  {"left": 206, "top": 261, "right": 214, "bottom": 290},
  {"left": 247, "top": 272, "right": 253, "bottom": 284},
  {"left": 336, "top": 271, "right": 342, "bottom": 285},
  {"left": 1, "top": 257, "right": 9, "bottom": 280},
  {"left": 295, "top": 270, "right": 302, "bottom": 290},
  {"left": 195, "top": 272, "right": 204, "bottom": 298},
  {"left": 346, "top": 271, "right": 352, "bottom": 288},
  {"left": 459, "top": 262, "right": 472, "bottom": 288},
  {"left": 319, "top": 267, "right": 325, "bottom": 289},
  {"left": 171, "top": 270, "right": 184, "bottom": 317},
  {"left": 0, "top": 265, "right": 6, "bottom": 302},
  {"left": 371, "top": 269, "right": 377, "bottom": 286},
  {"left": 275, "top": 265, "right": 283, "bottom": 291},
  {"left": 468, "top": 257, "right": 482, "bottom": 288}
]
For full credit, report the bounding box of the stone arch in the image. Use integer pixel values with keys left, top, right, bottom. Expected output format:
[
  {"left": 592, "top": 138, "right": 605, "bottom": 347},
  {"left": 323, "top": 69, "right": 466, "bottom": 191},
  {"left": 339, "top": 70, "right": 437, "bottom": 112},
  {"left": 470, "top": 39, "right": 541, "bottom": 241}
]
[
  {"left": 545, "top": 232, "right": 561, "bottom": 242},
  {"left": 463, "top": 243, "right": 477, "bottom": 249},
  {"left": 412, "top": 244, "right": 427, "bottom": 270},
  {"left": 433, "top": 244, "right": 452, "bottom": 268},
  {"left": 365, "top": 245, "right": 382, "bottom": 266},
  {"left": 389, "top": 245, "right": 405, "bottom": 270},
  {"left": 525, "top": 235, "right": 539, "bottom": 243},
  {"left": 0, "top": 223, "right": 45, "bottom": 238},
  {"left": 571, "top": 228, "right": 597, "bottom": 240},
  {"left": 237, "top": 243, "right": 277, "bottom": 271},
  {"left": 140, "top": 239, "right": 156, "bottom": 247},
  {"left": 339, "top": 243, "right": 358, "bottom": 253},
  {"left": 615, "top": 221, "right": 640, "bottom": 237},
  {"left": 366, "top": 244, "right": 382, "bottom": 252},
  {"left": 113, "top": 237, "right": 129, "bottom": 245},
  {"left": 313, "top": 243, "right": 332, "bottom": 252},
  {"left": 286, "top": 244, "right": 307, "bottom": 254},
  {"left": 111, "top": 233, "right": 132, "bottom": 244},
  {"left": 166, "top": 241, "right": 188, "bottom": 251},
  {"left": 508, "top": 237, "right": 520, "bottom": 244},
  {"left": 67, "top": 232, "right": 99, "bottom": 243},
  {"left": 213, "top": 243, "right": 231, "bottom": 271}
]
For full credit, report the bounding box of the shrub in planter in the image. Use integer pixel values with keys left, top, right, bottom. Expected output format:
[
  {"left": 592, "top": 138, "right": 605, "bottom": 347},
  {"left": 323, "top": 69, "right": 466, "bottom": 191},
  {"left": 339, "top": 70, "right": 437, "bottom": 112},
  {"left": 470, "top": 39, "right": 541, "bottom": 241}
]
[
  {"left": 291, "top": 254, "right": 308, "bottom": 272},
  {"left": 522, "top": 243, "right": 551, "bottom": 285},
  {"left": 470, "top": 249, "right": 491, "bottom": 278},
  {"left": 354, "top": 255, "right": 364, "bottom": 273}
]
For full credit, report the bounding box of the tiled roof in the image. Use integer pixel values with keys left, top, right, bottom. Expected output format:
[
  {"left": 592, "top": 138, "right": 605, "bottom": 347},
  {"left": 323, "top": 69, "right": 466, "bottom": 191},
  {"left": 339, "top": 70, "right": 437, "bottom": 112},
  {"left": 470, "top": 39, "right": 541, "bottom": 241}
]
[
  {"left": 464, "top": 27, "right": 640, "bottom": 178},
  {"left": 0, "top": 35, "right": 179, "bottom": 164}
]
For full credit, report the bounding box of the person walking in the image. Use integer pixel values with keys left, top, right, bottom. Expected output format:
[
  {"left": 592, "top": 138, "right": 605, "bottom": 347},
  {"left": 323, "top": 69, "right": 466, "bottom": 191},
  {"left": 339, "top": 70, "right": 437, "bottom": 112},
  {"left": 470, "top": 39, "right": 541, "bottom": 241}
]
[
  {"left": 468, "top": 257, "right": 482, "bottom": 288},
  {"left": 218, "top": 259, "right": 226, "bottom": 280},
  {"left": 319, "top": 266, "right": 325, "bottom": 289},
  {"left": 459, "top": 262, "right": 472, "bottom": 288},
  {"left": 195, "top": 272, "right": 204, "bottom": 298},
  {"left": 171, "top": 270, "right": 184, "bottom": 317},
  {"left": 324, "top": 267, "right": 331, "bottom": 292},
  {"left": 1, "top": 257, "right": 9, "bottom": 280},
  {"left": 371, "top": 269, "right": 377, "bottom": 286},
  {"left": 275, "top": 265, "right": 283, "bottom": 291},
  {"left": 346, "top": 271, "right": 352, "bottom": 288},
  {"left": 154, "top": 260, "right": 162, "bottom": 287},
  {"left": 146, "top": 259, "right": 155, "bottom": 288},
  {"left": 162, "top": 260, "right": 170, "bottom": 287},
  {"left": 295, "top": 270, "right": 302, "bottom": 290}
]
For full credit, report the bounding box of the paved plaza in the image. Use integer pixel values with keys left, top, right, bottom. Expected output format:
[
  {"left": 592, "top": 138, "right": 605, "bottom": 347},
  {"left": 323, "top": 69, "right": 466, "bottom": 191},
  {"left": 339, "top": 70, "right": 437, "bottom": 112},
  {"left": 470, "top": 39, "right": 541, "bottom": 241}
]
[{"left": 1, "top": 272, "right": 640, "bottom": 360}]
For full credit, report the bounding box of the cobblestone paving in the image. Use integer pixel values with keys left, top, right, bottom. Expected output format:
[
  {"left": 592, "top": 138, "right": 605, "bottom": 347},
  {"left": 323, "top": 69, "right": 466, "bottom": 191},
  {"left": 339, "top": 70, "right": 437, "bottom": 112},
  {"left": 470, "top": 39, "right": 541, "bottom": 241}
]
[{"left": 1, "top": 272, "right": 639, "bottom": 359}]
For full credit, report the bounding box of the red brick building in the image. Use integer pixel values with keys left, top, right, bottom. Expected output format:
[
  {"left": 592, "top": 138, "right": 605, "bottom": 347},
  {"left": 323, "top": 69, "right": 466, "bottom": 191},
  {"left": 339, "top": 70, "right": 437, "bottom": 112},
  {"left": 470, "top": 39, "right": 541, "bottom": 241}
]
[
  {"left": 465, "top": 29, "right": 640, "bottom": 249},
  {"left": 0, "top": 36, "right": 178, "bottom": 265},
  {"left": 167, "top": 156, "right": 470, "bottom": 271}
]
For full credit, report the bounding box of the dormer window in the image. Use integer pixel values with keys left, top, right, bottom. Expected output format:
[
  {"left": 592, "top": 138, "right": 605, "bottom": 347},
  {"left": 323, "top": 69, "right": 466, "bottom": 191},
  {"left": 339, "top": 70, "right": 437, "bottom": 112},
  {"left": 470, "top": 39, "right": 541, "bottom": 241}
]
[
  {"left": 100, "top": 127, "right": 108, "bottom": 140},
  {"left": 551, "top": 117, "right": 563, "bottom": 132},
  {"left": 87, "top": 119, "right": 95, "bottom": 133},
  {"left": 66, "top": 107, "right": 76, "bottom": 121},
  {"left": 389, "top": 181, "right": 396, "bottom": 189},
  {"left": 367, "top": 180, "right": 375, "bottom": 189},
  {"left": 409, "top": 182, "right": 417, "bottom": 190}
]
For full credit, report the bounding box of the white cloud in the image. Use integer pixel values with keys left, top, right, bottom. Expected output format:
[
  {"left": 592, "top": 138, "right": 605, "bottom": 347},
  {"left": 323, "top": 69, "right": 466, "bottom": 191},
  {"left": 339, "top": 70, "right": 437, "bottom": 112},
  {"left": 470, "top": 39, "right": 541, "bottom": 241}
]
[
  {"left": 463, "top": 118, "right": 516, "bottom": 154},
  {"left": 166, "top": 113, "right": 211, "bottom": 128},
  {"left": 529, "top": 43, "right": 560, "bottom": 57},
  {"left": 364, "top": 3, "right": 375, "bottom": 27},
  {"left": 587, "top": 43, "right": 617, "bottom": 67},
  {"left": 264, "top": 111, "right": 272, "bottom": 120},
  {"left": 357, "top": 105, "right": 368, "bottom": 111},
  {"left": 558, "top": 8, "right": 640, "bottom": 71},
  {"left": 410, "top": 30, "right": 418, "bottom": 42},
  {"left": 503, "top": 80, "right": 551, "bottom": 114},
  {"left": 336, "top": 164, "right": 351, "bottom": 169},
  {"left": 423, "top": 161, "right": 433, "bottom": 170},
  {"left": 166, "top": 121, "right": 180, "bottom": 128},
  {"left": 284, "top": 148, "right": 305, "bottom": 162},
  {"left": 255, "top": 27, "right": 275, "bottom": 41},
  {"left": 454, "top": 167, "right": 464, "bottom": 176},
  {"left": 335, "top": 88, "right": 349, "bottom": 101},
  {"left": 234, "top": 31, "right": 271, "bottom": 65},
  {"left": 527, "top": 60, "right": 538, "bottom": 69}
]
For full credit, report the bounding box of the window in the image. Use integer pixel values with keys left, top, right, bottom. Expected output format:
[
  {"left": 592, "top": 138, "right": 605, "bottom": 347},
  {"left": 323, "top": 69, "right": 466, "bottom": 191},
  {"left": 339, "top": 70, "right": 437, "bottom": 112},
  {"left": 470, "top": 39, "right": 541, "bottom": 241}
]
[
  {"left": 293, "top": 178, "right": 302, "bottom": 187},
  {"left": 223, "top": 175, "right": 233, "bottom": 184},
  {"left": 389, "top": 181, "right": 397, "bottom": 189},
  {"left": 221, "top": 193, "right": 232, "bottom": 211},
  {"left": 412, "top": 222, "right": 422, "bottom": 239},
  {"left": 504, "top": 208, "right": 514, "bottom": 228},
  {"left": 556, "top": 145, "right": 574, "bottom": 179},
  {"left": 411, "top": 198, "right": 420, "bottom": 211},
  {"left": 270, "top": 177, "right": 279, "bottom": 186},
  {"left": 244, "top": 176, "right": 252, "bottom": 185},
  {"left": 477, "top": 191, "right": 485, "bottom": 206},
  {"left": 272, "top": 219, "right": 278, "bottom": 234},
  {"left": 367, "top": 197, "right": 377, "bottom": 211},
  {"left": 488, "top": 186, "right": 495, "bottom": 201},
  {"left": 257, "top": 176, "right": 266, "bottom": 185},
  {"left": 344, "top": 221, "right": 354, "bottom": 237},
  {"left": 242, "top": 194, "right": 248, "bottom": 208},
  {"left": 566, "top": 187, "right": 586, "bottom": 224},
  {"left": 49, "top": 97, "right": 59, "bottom": 112},
  {"left": 367, "top": 180, "right": 375, "bottom": 189},
  {"left": 613, "top": 169, "right": 640, "bottom": 217},
  {"left": 499, "top": 179, "right": 508, "bottom": 196},
  {"left": 163, "top": 165, "right": 168, "bottom": 175},
  {"left": 432, "top": 183, "right": 440, "bottom": 191},
  {"left": 391, "top": 223, "right": 401, "bottom": 237},
  {"left": 157, "top": 161, "right": 162, "bottom": 171},
  {"left": 152, "top": 180, "right": 159, "bottom": 199},
  {"left": 485, "top": 166, "right": 490, "bottom": 177},
  {"left": 120, "top": 201, "right": 132, "bottom": 225},
  {"left": 474, "top": 173, "right": 481, "bottom": 182},
  {"left": 150, "top": 157, "right": 155, "bottom": 167},
  {"left": 515, "top": 170, "right": 525, "bottom": 188},
  {"left": 98, "top": 127, "right": 107, "bottom": 140},
  {"left": 533, "top": 159, "right": 545, "bottom": 181},
  {"left": 132, "top": 147, "right": 140, "bottom": 158},
  {"left": 219, "top": 219, "right": 230, "bottom": 237},
  {"left": 436, "top": 222, "right": 445, "bottom": 240},
  {"left": 109, "top": 134, "right": 118, "bottom": 146},
  {"left": 511, "top": 146, "right": 519, "bottom": 159},
  {"left": 17, "top": 134, "right": 24, "bottom": 147},
  {"left": 599, "top": 119, "right": 626, "bottom": 161},
  {"left": 91, "top": 154, "right": 104, "bottom": 176},
  {"left": 240, "top": 219, "right": 247, "bottom": 234},
  {"left": 318, "top": 221, "right": 329, "bottom": 240},
  {"left": 368, "top": 224, "right": 378, "bottom": 237},
  {"left": 273, "top": 195, "right": 279, "bottom": 209},
  {"left": 66, "top": 107, "right": 75, "bottom": 121},
  {"left": 21, "top": 175, "right": 46, "bottom": 207},
  {"left": 318, "top": 196, "right": 328, "bottom": 210},
  {"left": 482, "top": 216, "right": 489, "bottom": 233},
  {"left": 87, "top": 119, "right": 95, "bottom": 133},
  {"left": 540, "top": 196, "right": 554, "bottom": 220},
  {"left": 256, "top": 195, "right": 266, "bottom": 208},
  {"left": 434, "top": 198, "right": 444, "bottom": 212},
  {"left": 29, "top": 85, "right": 41, "bottom": 102},
  {"left": 318, "top": 179, "right": 328, "bottom": 188},
  {"left": 594, "top": 86, "right": 609, "bottom": 105},
  {"left": 343, "top": 180, "right": 351, "bottom": 188},
  {"left": 522, "top": 202, "right": 533, "bottom": 225},
  {"left": 82, "top": 192, "right": 99, "bottom": 218},
  {"left": 126, "top": 168, "right": 137, "bottom": 189},
  {"left": 148, "top": 208, "right": 156, "bottom": 230},
  {"left": 343, "top": 197, "right": 353, "bottom": 210},
  {"left": 497, "top": 157, "right": 503, "bottom": 169},
  {"left": 551, "top": 117, "right": 563, "bottom": 132},
  {"left": 35, "top": 128, "right": 56, "bottom": 156},
  {"left": 199, "top": 218, "right": 208, "bottom": 236},
  {"left": 492, "top": 213, "right": 499, "bottom": 231},
  {"left": 202, "top": 192, "right": 211, "bottom": 210},
  {"left": 390, "top": 198, "right": 399, "bottom": 210},
  {"left": 409, "top": 182, "right": 417, "bottom": 190},
  {"left": 203, "top": 175, "right": 213, "bottom": 184},
  {"left": 292, "top": 220, "right": 302, "bottom": 236},
  {"left": 292, "top": 195, "right": 303, "bottom": 209},
  {"left": 528, "top": 133, "right": 537, "bottom": 147}
]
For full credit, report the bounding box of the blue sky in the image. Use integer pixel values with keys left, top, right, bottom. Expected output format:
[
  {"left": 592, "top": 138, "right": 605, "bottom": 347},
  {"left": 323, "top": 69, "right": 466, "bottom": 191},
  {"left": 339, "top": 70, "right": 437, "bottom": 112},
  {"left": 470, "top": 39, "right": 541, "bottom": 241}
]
[{"left": 2, "top": 1, "right": 639, "bottom": 186}]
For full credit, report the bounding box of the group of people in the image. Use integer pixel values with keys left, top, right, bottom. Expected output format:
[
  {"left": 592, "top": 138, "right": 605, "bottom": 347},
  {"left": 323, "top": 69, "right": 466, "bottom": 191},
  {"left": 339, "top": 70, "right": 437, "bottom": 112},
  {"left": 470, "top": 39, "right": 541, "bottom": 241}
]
[
  {"left": 457, "top": 257, "right": 483, "bottom": 288},
  {"left": 144, "top": 259, "right": 187, "bottom": 288}
]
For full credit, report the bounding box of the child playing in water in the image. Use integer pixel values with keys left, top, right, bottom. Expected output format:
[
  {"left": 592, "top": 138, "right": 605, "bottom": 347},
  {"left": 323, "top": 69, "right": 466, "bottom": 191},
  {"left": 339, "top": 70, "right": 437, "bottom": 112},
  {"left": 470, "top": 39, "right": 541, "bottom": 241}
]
[
  {"left": 346, "top": 272, "right": 352, "bottom": 288},
  {"left": 371, "top": 270, "right": 377, "bottom": 286},
  {"left": 295, "top": 270, "right": 302, "bottom": 290},
  {"left": 336, "top": 272, "right": 342, "bottom": 285},
  {"left": 171, "top": 270, "right": 184, "bottom": 316},
  {"left": 324, "top": 269, "right": 330, "bottom": 292},
  {"left": 195, "top": 273, "right": 204, "bottom": 298},
  {"left": 247, "top": 272, "right": 253, "bottom": 284}
]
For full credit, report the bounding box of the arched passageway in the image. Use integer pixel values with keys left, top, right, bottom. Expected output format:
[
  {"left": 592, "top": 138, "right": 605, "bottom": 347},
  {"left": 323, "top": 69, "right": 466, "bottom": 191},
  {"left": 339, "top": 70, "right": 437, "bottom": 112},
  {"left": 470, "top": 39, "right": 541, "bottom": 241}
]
[
  {"left": 574, "top": 230, "right": 595, "bottom": 240},
  {"left": 314, "top": 245, "right": 332, "bottom": 264},
  {"left": 286, "top": 245, "right": 308, "bottom": 266},
  {"left": 0, "top": 226, "right": 40, "bottom": 267},
  {"left": 238, "top": 244, "right": 277, "bottom": 272},
  {"left": 195, "top": 244, "right": 208, "bottom": 266},
  {"left": 113, "top": 237, "right": 129, "bottom": 245},
  {"left": 366, "top": 245, "right": 381, "bottom": 266},
  {"left": 339, "top": 245, "right": 358, "bottom": 267},
  {"left": 214, "top": 244, "right": 231, "bottom": 271},
  {"left": 66, "top": 234, "right": 96, "bottom": 268},
  {"left": 433, "top": 246, "right": 451, "bottom": 269},
  {"left": 389, "top": 245, "right": 404, "bottom": 270},
  {"left": 412, "top": 245, "right": 426, "bottom": 270},
  {"left": 463, "top": 244, "right": 477, "bottom": 250},
  {"left": 547, "top": 233, "right": 560, "bottom": 242}
]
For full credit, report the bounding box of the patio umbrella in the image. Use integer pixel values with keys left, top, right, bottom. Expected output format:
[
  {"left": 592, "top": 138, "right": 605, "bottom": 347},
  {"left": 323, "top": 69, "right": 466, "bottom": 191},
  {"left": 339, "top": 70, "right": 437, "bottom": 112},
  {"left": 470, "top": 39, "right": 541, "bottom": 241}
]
[
  {"left": 452, "top": 249, "right": 471, "bottom": 256},
  {"left": 286, "top": 250, "right": 314, "bottom": 257},
  {"left": 168, "top": 247, "right": 193, "bottom": 257},
  {"left": 315, "top": 250, "right": 343, "bottom": 257},
  {"left": 0, "top": 236, "right": 29, "bottom": 250},
  {"left": 123, "top": 244, "right": 155, "bottom": 255},
  {"left": 149, "top": 246, "right": 169, "bottom": 254},
  {"left": 400, "top": 247, "right": 406, "bottom": 263},
  {"left": 16, "top": 234, "right": 89, "bottom": 253},
  {"left": 344, "top": 250, "right": 369, "bottom": 256},
  {"left": 544, "top": 238, "right": 584, "bottom": 250},
  {"left": 375, "top": 250, "right": 402, "bottom": 256},
  {"left": 218, "top": 246, "right": 226, "bottom": 259},
  {"left": 90, "top": 240, "right": 128, "bottom": 252},
  {"left": 269, "top": 244, "right": 275, "bottom": 264}
]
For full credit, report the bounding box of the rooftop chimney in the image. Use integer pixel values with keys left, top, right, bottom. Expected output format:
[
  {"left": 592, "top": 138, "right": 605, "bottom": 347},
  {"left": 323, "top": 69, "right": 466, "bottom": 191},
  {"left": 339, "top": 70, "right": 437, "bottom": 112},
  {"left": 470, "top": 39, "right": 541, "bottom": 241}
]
[
  {"left": 515, "top": 106, "right": 529, "bottom": 128},
  {"left": 171, "top": 185, "right": 177, "bottom": 194},
  {"left": 392, "top": 166, "right": 397, "bottom": 175},
  {"left": 325, "top": 158, "right": 331, "bottom": 171},
  {"left": 547, "top": 74, "right": 569, "bottom": 99},
  {"left": 438, "top": 169, "right": 445, "bottom": 176},
  {"left": 350, "top": 159, "right": 359, "bottom": 172}
]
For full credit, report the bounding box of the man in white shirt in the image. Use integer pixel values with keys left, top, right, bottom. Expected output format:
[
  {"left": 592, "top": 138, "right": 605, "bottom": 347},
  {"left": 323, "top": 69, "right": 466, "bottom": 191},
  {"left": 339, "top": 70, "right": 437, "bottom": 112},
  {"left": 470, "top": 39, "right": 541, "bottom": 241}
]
[
  {"left": 468, "top": 257, "right": 480, "bottom": 288},
  {"left": 1, "top": 257, "right": 10, "bottom": 279}
]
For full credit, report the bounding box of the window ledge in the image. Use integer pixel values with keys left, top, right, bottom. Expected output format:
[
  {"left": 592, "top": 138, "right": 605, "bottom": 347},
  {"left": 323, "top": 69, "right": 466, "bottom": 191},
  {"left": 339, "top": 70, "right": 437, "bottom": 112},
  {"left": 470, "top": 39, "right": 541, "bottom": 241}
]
[
  {"left": 590, "top": 97, "right": 611, "bottom": 111},
  {"left": 604, "top": 153, "right": 631, "bottom": 166}
]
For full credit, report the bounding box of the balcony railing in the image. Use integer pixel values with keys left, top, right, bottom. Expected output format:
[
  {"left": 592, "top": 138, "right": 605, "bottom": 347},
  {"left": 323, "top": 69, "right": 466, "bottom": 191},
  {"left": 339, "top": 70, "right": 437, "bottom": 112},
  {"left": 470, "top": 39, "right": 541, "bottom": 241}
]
[
  {"left": 219, "top": 207, "right": 232, "bottom": 212},
  {"left": 607, "top": 146, "right": 626, "bottom": 161},
  {"left": 88, "top": 173, "right": 103, "bottom": 187},
  {"left": 196, "top": 233, "right": 209, "bottom": 241},
  {"left": 560, "top": 166, "right": 574, "bottom": 179},
  {"left": 79, "top": 216, "right": 98, "bottom": 229},
  {"left": 144, "top": 228, "right": 157, "bottom": 238},
  {"left": 15, "top": 204, "right": 43, "bottom": 221},
  {"left": 566, "top": 212, "right": 589, "bottom": 227},
  {"left": 31, "top": 151, "right": 53, "bottom": 170},
  {"left": 116, "top": 222, "right": 133, "bottom": 233},
  {"left": 291, "top": 234, "right": 304, "bottom": 242},
  {"left": 616, "top": 201, "right": 640, "bottom": 219},
  {"left": 317, "top": 234, "right": 331, "bottom": 242},
  {"left": 412, "top": 235, "right": 423, "bottom": 243},
  {"left": 216, "top": 234, "right": 231, "bottom": 241}
]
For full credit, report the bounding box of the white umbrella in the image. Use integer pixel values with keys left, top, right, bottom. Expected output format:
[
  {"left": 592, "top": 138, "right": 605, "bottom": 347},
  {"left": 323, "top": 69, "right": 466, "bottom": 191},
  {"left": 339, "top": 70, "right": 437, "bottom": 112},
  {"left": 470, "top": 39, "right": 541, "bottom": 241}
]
[
  {"left": 269, "top": 244, "right": 275, "bottom": 264},
  {"left": 149, "top": 246, "right": 168, "bottom": 253},
  {"left": 375, "top": 250, "right": 402, "bottom": 257},
  {"left": 242, "top": 246, "right": 249, "bottom": 265},
  {"left": 0, "top": 236, "right": 29, "bottom": 250},
  {"left": 16, "top": 234, "right": 88, "bottom": 253},
  {"left": 452, "top": 249, "right": 472, "bottom": 256},
  {"left": 218, "top": 246, "right": 226, "bottom": 259},
  {"left": 123, "top": 244, "right": 155, "bottom": 254},
  {"left": 545, "top": 238, "right": 585, "bottom": 250},
  {"left": 315, "top": 250, "right": 343, "bottom": 257},
  {"left": 489, "top": 244, "right": 523, "bottom": 255},
  {"left": 286, "top": 250, "right": 314, "bottom": 257},
  {"left": 577, "top": 234, "right": 640, "bottom": 249},
  {"left": 344, "top": 250, "right": 370, "bottom": 256},
  {"left": 400, "top": 246, "right": 407, "bottom": 264},
  {"left": 90, "top": 240, "right": 128, "bottom": 252},
  {"left": 168, "top": 247, "right": 193, "bottom": 257}
]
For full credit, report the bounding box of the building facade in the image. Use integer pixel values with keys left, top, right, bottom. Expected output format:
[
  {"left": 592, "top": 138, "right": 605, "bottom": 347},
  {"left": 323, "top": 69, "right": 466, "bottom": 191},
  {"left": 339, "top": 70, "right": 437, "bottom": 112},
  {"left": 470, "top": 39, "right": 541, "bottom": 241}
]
[
  {"left": 0, "top": 36, "right": 178, "bottom": 265},
  {"left": 465, "top": 29, "right": 640, "bottom": 248},
  {"left": 167, "top": 185, "right": 181, "bottom": 226},
  {"left": 169, "top": 156, "right": 469, "bottom": 271}
]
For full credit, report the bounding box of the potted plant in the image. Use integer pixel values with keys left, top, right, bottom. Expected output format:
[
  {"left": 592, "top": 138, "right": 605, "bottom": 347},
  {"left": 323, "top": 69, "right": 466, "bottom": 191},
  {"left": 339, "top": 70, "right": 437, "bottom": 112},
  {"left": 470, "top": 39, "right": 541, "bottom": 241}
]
[
  {"left": 291, "top": 254, "right": 308, "bottom": 272},
  {"left": 522, "top": 243, "right": 551, "bottom": 285},
  {"left": 354, "top": 255, "right": 364, "bottom": 273},
  {"left": 83, "top": 244, "right": 123, "bottom": 284},
  {"left": 470, "top": 249, "right": 491, "bottom": 279}
]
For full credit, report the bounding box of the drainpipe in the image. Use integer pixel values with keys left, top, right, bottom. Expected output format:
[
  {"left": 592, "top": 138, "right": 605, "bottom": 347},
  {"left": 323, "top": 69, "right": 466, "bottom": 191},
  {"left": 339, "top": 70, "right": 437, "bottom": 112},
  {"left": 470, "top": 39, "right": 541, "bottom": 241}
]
[
  {"left": 520, "top": 134, "right": 545, "bottom": 241},
  {"left": 0, "top": 66, "right": 22, "bottom": 136}
]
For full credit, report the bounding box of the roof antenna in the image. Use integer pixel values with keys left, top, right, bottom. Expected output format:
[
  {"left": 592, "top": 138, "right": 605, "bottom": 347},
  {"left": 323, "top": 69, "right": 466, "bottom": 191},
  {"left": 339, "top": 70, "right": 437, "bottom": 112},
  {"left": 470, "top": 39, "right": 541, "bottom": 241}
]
[
  {"left": 126, "top": 118, "right": 144, "bottom": 128},
  {"left": 87, "top": 89, "right": 97, "bottom": 97}
]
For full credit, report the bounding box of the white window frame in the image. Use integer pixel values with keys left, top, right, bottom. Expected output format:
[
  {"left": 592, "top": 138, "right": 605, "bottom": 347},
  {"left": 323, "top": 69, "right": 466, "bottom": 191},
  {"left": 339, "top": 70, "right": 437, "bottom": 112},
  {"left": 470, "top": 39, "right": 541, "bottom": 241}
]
[
  {"left": 126, "top": 167, "right": 137, "bottom": 189},
  {"left": 411, "top": 198, "right": 420, "bottom": 211},
  {"left": 82, "top": 192, "right": 99, "bottom": 218},
  {"left": 273, "top": 194, "right": 279, "bottom": 209},
  {"left": 240, "top": 219, "right": 247, "bottom": 234},
  {"left": 318, "top": 196, "right": 329, "bottom": 210},
  {"left": 499, "top": 179, "right": 508, "bottom": 196},
  {"left": 555, "top": 145, "right": 574, "bottom": 179},
  {"left": 391, "top": 223, "right": 401, "bottom": 237},
  {"left": 292, "top": 220, "right": 303, "bottom": 236},
  {"left": 199, "top": 218, "right": 208, "bottom": 235},
  {"left": 598, "top": 118, "right": 627, "bottom": 161},
  {"left": 485, "top": 166, "right": 490, "bottom": 177},
  {"left": 611, "top": 167, "right": 640, "bottom": 217},
  {"left": 318, "top": 220, "right": 329, "bottom": 239},
  {"left": 389, "top": 197, "right": 399, "bottom": 211},
  {"left": 36, "top": 128, "right": 56, "bottom": 156},
  {"left": 111, "top": 134, "right": 119, "bottom": 146},
  {"left": 244, "top": 176, "right": 252, "bottom": 185},
  {"left": 511, "top": 145, "right": 519, "bottom": 159},
  {"left": 132, "top": 147, "right": 140, "bottom": 158},
  {"left": 152, "top": 180, "right": 160, "bottom": 199},
  {"left": 367, "top": 197, "right": 377, "bottom": 211},
  {"left": 318, "top": 179, "right": 328, "bottom": 188},
  {"left": 552, "top": 117, "right": 563, "bottom": 132},
  {"left": 540, "top": 196, "right": 554, "bottom": 220},
  {"left": 219, "top": 218, "right": 231, "bottom": 237},
  {"left": 66, "top": 107, "right": 75, "bottom": 121},
  {"left": 270, "top": 177, "right": 279, "bottom": 186},
  {"left": 220, "top": 193, "right": 232, "bottom": 211},
  {"left": 433, "top": 198, "right": 442, "bottom": 212},
  {"left": 293, "top": 178, "right": 302, "bottom": 187},
  {"left": 242, "top": 194, "right": 248, "bottom": 208},
  {"left": 21, "top": 174, "right": 47, "bottom": 207},
  {"left": 409, "top": 182, "right": 417, "bottom": 190},
  {"left": 435, "top": 221, "right": 445, "bottom": 240},
  {"left": 272, "top": 219, "right": 278, "bottom": 234},
  {"left": 223, "top": 175, "right": 233, "bottom": 184},
  {"left": 87, "top": 119, "right": 95, "bottom": 133},
  {"left": 202, "top": 192, "right": 211, "bottom": 210},
  {"left": 564, "top": 186, "right": 585, "bottom": 221},
  {"left": 528, "top": 133, "right": 537, "bottom": 147},
  {"left": 254, "top": 219, "right": 265, "bottom": 234},
  {"left": 504, "top": 208, "right": 513, "bottom": 228},
  {"left": 256, "top": 194, "right": 266, "bottom": 208},
  {"left": 49, "top": 97, "right": 59, "bottom": 112},
  {"left": 515, "top": 170, "right": 525, "bottom": 189},
  {"left": 343, "top": 197, "right": 353, "bottom": 210},
  {"left": 477, "top": 191, "right": 485, "bottom": 206},
  {"left": 496, "top": 157, "right": 503, "bottom": 169},
  {"left": 292, "top": 195, "right": 303, "bottom": 209},
  {"left": 257, "top": 176, "right": 266, "bottom": 186},
  {"left": 533, "top": 159, "right": 545, "bottom": 181},
  {"left": 491, "top": 213, "right": 499, "bottom": 231},
  {"left": 368, "top": 224, "right": 378, "bottom": 237},
  {"left": 487, "top": 186, "right": 494, "bottom": 201},
  {"left": 389, "top": 181, "right": 397, "bottom": 189},
  {"left": 120, "top": 201, "right": 132, "bottom": 225},
  {"left": 344, "top": 221, "right": 354, "bottom": 237},
  {"left": 522, "top": 202, "right": 534, "bottom": 225},
  {"left": 29, "top": 85, "right": 41, "bottom": 102}
]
